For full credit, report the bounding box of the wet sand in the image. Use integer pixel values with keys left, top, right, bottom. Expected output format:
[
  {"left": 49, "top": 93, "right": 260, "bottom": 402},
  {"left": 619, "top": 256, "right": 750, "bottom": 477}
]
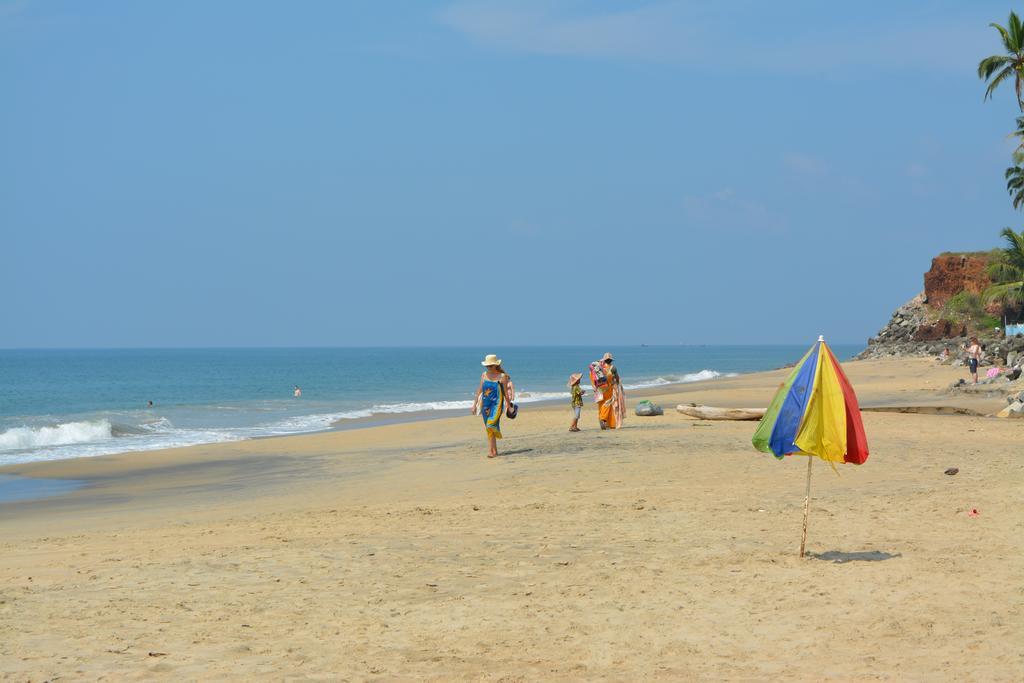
[{"left": 0, "top": 358, "right": 1021, "bottom": 680}]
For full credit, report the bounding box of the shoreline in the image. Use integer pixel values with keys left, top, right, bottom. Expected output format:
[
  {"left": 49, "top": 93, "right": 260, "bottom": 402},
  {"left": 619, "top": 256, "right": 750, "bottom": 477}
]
[
  {"left": 0, "top": 369, "right": 753, "bottom": 473},
  {"left": 0, "top": 357, "right": 1005, "bottom": 509},
  {"left": 0, "top": 365, "right": 796, "bottom": 477},
  {"left": 0, "top": 345, "right": 868, "bottom": 471},
  {"left": 0, "top": 372, "right": 741, "bottom": 483}
]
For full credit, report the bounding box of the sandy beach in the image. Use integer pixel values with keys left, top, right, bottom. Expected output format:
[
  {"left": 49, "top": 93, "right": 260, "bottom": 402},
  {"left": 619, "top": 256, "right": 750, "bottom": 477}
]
[{"left": 1, "top": 357, "right": 1021, "bottom": 681}]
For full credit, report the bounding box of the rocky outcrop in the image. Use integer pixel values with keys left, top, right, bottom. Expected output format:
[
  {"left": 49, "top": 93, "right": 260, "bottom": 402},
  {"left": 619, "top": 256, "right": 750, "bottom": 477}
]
[
  {"left": 981, "top": 337, "right": 1024, "bottom": 366},
  {"left": 856, "top": 287, "right": 1024, "bottom": 360},
  {"left": 859, "top": 322, "right": 1024, "bottom": 361},
  {"left": 913, "top": 319, "right": 968, "bottom": 341},
  {"left": 857, "top": 336, "right": 970, "bottom": 360},
  {"left": 923, "top": 253, "right": 992, "bottom": 308},
  {"left": 856, "top": 293, "right": 937, "bottom": 358},
  {"left": 856, "top": 251, "right": 1004, "bottom": 359}
]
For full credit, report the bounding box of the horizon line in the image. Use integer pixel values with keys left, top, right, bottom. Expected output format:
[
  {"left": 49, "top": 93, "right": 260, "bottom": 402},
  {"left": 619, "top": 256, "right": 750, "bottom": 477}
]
[{"left": 0, "top": 342, "right": 867, "bottom": 351}]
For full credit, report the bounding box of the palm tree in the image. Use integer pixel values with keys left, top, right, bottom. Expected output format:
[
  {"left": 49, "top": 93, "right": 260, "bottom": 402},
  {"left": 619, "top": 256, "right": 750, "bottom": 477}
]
[
  {"left": 985, "top": 228, "right": 1024, "bottom": 311},
  {"left": 1006, "top": 165, "right": 1024, "bottom": 209},
  {"left": 1011, "top": 116, "right": 1024, "bottom": 155},
  {"left": 979, "top": 11, "right": 1024, "bottom": 110}
]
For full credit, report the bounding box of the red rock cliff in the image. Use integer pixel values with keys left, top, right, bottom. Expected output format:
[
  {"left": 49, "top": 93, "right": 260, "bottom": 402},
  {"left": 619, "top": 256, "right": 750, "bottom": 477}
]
[{"left": 923, "top": 254, "right": 991, "bottom": 309}]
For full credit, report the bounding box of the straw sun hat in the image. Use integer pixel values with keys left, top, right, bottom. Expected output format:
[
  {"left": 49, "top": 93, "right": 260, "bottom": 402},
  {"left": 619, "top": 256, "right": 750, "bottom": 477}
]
[
  {"left": 568, "top": 373, "right": 583, "bottom": 387},
  {"left": 481, "top": 354, "right": 502, "bottom": 367},
  {"left": 601, "top": 352, "right": 614, "bottom": 362}
]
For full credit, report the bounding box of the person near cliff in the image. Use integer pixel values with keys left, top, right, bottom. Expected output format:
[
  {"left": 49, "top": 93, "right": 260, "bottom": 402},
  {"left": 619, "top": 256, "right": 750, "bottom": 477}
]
[{"left": 964, "top": 337, "right": 982, "bottom": 384}]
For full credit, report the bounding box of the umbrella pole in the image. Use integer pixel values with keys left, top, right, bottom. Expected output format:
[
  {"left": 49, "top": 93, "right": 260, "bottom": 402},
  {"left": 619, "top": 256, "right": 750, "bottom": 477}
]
[{"left": 799, "top": 457, "right": 813, "bottom": 558}]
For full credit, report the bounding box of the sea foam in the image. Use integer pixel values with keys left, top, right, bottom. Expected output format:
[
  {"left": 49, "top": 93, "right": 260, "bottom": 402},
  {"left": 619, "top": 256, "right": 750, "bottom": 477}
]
[
  {"left": 0, "top": 420, "right": 115, "bottom": 450},
  {"left": 622, "top": 369, "right": 734, "bottom": 390},
  {"left": 0, "top": 367, "right": 740, "bottom": 465}
]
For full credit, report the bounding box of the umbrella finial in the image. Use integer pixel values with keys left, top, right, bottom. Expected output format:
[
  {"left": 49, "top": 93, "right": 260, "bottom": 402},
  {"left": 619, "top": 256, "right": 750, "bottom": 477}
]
[{"left": 817, "top": 335, "right": 825, "bottom": 342}]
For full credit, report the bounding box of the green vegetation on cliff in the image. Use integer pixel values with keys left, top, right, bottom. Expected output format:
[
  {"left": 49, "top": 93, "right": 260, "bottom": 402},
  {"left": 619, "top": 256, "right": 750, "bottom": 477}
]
[{"left": 943, "top": 291, "right": 1000, "bottom": 332}]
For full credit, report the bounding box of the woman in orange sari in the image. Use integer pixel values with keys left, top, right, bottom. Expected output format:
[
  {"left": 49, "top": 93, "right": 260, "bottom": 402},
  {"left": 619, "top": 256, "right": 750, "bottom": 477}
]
[{"left": 595, "top": 352, "right": 625, "bottom": 430}]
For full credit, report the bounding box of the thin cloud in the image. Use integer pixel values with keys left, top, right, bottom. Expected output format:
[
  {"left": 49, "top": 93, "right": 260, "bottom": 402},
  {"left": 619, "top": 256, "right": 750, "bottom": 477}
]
[
  {"left": 439, "top": 1, "right": 705, "bottom": 62},
  {"left": 439, "top": 1, "right": 993, "bottom": 74},
  {"left": 682, "top": 187, "right": 788, "bottom": 234},
  {"left": 784, "top": 153, "right": 827, "bottom": 177},
  {"left": 0, "top": 0, "right": 31, "bottom": 21},
  {"left": 905, "top": 162, "right": 930, "bottom": 178},
  {"left": 780, "top": 152, "right": 877, "bottom": 201}
]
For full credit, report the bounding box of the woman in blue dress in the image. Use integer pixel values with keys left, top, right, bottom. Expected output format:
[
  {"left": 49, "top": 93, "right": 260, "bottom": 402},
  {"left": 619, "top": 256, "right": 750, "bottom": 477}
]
[{"left": 472, "top": 354, "right": 513, "bottom": 458}]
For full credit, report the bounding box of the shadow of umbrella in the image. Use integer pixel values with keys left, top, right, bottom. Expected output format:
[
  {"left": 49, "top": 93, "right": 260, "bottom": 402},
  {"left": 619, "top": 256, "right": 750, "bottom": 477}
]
[{"left": 810, "top": 550, "right": 901, "bottom": 563}]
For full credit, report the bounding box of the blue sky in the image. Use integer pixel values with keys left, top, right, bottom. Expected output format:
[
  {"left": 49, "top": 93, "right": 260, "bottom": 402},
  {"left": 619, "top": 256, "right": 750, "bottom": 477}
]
[{"left": 2, "top": 1, "right": 1021, "bottom": 347}]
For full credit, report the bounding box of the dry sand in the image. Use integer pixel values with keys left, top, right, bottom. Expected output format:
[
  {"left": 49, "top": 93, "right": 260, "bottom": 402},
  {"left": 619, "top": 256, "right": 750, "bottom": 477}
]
[{"left": 0, "top": 358, "right": 1021, "bottom": 681}]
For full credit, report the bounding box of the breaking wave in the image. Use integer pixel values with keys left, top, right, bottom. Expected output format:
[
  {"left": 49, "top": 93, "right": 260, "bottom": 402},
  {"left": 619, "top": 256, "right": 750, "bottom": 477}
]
[
  {"left": 623, "top": 369, "right": 735, "bottom": 390},
  {"left": 0, "top": 419, "right": 115, "bottom": 451}
]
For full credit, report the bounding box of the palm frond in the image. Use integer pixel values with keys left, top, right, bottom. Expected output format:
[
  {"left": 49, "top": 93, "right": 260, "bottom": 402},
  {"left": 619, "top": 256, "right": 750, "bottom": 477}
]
[
  {"left": 979, "top": 54, "right": 1011, "bottom": 79},
  {"left": 1013, "top": 116, "right": 1024, "bottom": 152},
  {"left": 991, "top": 21, "right": 1013, "bottom": 53},
  {"left": 999, "top": 227, "right": 1024, "bottom": 270},
  {"left": 981, "top": 18, "right": 1024, "bottom": 108},
  {"left": 1011, "top": 115, "right": 1024, "bottom": 154},
  {"left": 984, "top": 65, "right": 1015, "bottom": 101},
  {"left": 1005, "top": 170, "right": 1024, "bottom": 204},
  {"left": 983, "top": 280, "right": 1024, "bottom": 305},
  {"left": 1000, "top": 225, "right": 1024, "bottom": 249},
  {"left": 1011, "top": 11, "right": 1024, "bottom": 51},
  {"left": 987, "top": 259, "right": 1022, "bottom": 282},
  {"left": 1006, "top": 175, "right": 1024, "bottom": 209}
]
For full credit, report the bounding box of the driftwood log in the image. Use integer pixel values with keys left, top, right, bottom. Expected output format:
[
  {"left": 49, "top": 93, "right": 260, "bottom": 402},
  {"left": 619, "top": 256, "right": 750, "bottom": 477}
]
[{"left": 676, "top": 404, "right": 767, "bottom": 421}]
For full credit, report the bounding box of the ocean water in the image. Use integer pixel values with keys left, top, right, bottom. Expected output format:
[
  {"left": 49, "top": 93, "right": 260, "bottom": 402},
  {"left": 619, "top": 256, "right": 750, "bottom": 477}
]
[{"left": 0, "top": 345, "right": 860, "bottom": 466}]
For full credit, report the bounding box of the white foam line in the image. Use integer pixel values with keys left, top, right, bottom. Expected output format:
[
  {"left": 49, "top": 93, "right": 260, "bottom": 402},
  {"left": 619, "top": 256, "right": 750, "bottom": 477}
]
[{"left": 0, "top": 368, "right": 741, "bottom": 465}]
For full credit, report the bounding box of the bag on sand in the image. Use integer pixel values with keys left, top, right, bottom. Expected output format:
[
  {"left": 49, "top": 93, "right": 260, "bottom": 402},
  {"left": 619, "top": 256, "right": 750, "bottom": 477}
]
[{"left": 635, "top": 400, "right": 663, "bottom": 417}]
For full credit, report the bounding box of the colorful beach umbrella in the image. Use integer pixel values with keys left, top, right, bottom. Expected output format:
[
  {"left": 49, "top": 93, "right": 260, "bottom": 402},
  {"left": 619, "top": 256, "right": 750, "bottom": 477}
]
[{"left": 751, "top": 336, "right": 869, "bottom": 556}]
